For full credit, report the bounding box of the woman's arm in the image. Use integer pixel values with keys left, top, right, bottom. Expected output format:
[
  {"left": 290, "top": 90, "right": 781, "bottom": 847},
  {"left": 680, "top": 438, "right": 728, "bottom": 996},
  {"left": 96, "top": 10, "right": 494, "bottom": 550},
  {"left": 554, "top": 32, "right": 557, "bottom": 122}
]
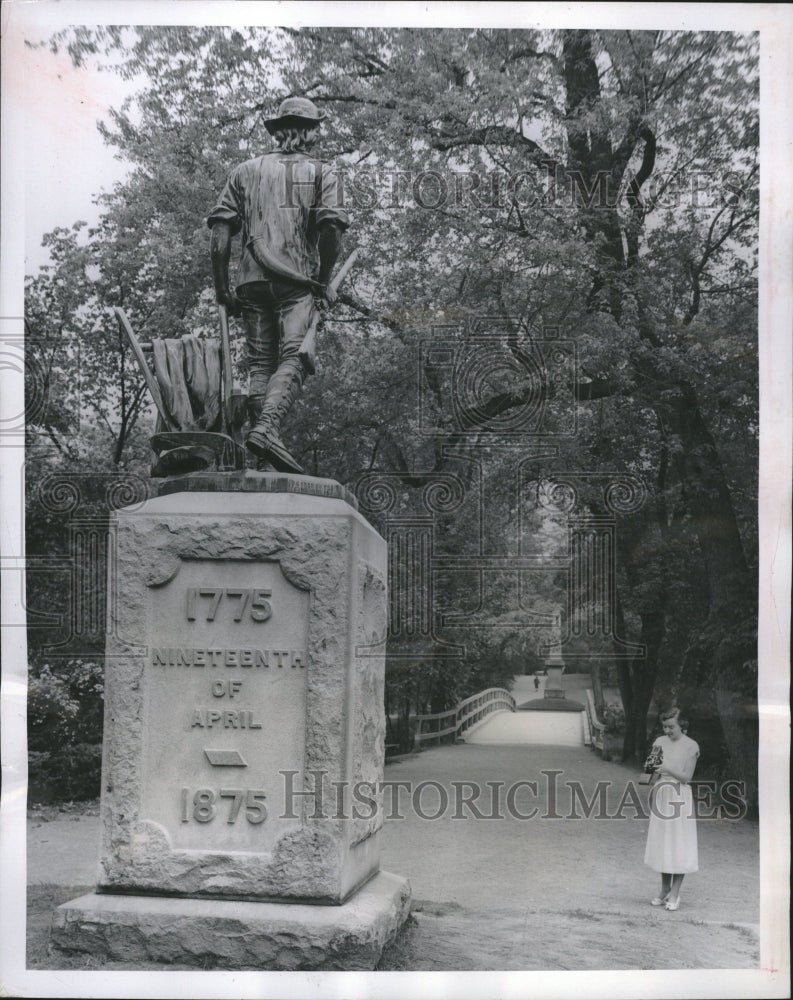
[{"left": 657, "top": 743, "right": 699, "bottom": 783}]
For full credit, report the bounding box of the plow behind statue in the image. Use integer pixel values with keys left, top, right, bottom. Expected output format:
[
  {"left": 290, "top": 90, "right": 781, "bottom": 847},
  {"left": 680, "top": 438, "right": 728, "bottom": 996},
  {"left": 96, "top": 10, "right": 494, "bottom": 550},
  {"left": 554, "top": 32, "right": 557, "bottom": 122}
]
[{"left": 116, "top": 247, "right": 357, "bottom": 478}]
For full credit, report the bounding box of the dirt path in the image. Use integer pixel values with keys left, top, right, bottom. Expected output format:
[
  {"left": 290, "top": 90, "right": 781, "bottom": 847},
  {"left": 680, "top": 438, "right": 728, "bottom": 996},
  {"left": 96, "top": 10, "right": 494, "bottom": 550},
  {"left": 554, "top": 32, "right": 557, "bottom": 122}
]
[
  {"left": 27, "top": 742, "right": 759, "bottom": 971},
  {"left": 27, "top": 812, "right": 101, "bottom": 888},
  {"left": 377, "top": 744, "right": 759, "bottom": 970}
]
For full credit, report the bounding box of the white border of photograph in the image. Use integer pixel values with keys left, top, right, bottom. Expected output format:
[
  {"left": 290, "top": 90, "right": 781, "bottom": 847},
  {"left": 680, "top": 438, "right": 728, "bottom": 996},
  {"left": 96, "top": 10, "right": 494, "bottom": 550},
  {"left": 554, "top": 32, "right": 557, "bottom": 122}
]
[{"left": 1, "top": 2, "right": 790, "bottom": 998}]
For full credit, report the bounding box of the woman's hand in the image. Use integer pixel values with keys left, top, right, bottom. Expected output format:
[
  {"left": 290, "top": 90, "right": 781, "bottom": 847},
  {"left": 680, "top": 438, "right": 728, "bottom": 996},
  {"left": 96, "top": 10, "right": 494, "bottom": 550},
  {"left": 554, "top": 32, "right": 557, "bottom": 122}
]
[{"left": 656, "top": 764, "right": 691, "bottom": 783}]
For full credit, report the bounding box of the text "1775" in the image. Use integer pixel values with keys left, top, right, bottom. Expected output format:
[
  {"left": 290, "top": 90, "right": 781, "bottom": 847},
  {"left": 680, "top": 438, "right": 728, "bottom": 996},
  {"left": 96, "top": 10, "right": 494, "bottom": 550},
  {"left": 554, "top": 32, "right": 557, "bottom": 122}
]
[{"left": 186, "top": 588, "right": 272, "bottom": 623}]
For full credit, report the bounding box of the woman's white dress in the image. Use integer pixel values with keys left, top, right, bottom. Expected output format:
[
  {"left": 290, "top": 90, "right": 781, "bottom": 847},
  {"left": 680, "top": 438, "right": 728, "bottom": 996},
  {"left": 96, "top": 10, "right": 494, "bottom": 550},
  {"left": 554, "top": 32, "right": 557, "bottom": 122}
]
[{"left": 644, "top": 733, "right": 699, "bottom": 874}]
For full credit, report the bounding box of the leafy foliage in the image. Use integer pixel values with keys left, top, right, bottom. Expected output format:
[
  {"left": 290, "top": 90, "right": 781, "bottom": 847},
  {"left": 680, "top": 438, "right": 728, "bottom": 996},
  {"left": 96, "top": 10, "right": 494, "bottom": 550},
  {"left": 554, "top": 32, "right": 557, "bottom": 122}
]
[
  {"left": 27, "top": 27, "right": 759, "bottom": 795},
  {"left": 28, "top": 660, "right": 104, "bottom": 801}
]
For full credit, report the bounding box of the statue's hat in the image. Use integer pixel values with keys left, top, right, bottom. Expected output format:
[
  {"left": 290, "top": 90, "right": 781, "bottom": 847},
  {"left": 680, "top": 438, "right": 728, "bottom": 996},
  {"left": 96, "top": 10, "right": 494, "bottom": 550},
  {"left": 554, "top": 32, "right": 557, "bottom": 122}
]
[{"left": 264, "top": 97, "right": 327, "bottom": 134}]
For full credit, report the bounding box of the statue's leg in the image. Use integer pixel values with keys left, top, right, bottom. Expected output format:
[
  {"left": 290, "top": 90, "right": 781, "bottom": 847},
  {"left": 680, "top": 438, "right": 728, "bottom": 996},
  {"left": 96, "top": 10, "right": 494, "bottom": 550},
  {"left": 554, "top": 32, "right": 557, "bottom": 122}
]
[
  {"left": 259, "top": 287, "right": 313, "bottom": 431},
  {"left": 246, "top": 395, "right": 275, "bottom": 471},
  {"left": 239, "top": 282, "right": 278, "bottom": 400},
  {"left": 244, "top": 281, "right": 313, "bottom": 473},
  {"left": 238, "top": 283, "right": 279, "bottom": 469}
]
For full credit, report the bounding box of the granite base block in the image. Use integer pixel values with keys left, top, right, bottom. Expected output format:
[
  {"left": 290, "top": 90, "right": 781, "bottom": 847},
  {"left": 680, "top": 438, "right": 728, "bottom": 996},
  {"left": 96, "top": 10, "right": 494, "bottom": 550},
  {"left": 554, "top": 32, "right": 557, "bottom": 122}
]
[{"left": 50, "top": 871, "right": 411, "bottom": 971}]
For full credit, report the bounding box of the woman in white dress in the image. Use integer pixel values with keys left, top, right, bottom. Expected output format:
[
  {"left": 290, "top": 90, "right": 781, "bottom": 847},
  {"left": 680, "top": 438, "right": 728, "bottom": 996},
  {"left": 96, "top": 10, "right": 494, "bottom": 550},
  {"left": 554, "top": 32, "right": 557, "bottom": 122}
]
[{"left": 644, "top": 708, "right": 700, "bottom": 910}]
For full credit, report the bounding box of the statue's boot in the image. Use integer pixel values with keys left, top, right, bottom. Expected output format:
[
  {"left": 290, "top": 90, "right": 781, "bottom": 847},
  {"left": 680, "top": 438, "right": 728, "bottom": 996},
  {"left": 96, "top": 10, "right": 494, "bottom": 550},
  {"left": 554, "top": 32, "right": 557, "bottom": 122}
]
[
  {"left": 246, "top": 368, "right": 304, "bottom": 474},
  {"left": 244, "top": 379, "right": 270, "bottom": 471}
]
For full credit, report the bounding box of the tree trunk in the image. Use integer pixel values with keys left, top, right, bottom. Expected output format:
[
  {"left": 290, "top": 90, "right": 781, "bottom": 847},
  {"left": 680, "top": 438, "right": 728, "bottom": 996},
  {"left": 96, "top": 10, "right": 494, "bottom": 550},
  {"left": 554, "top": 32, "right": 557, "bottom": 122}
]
[
  {"left": 618, "top": 606, "right": 666, "bottom": 763},
  {"left": 668, "top": 386, "right": 757, "bottom": 808},
  {"left": 589, "top": 661, "right": 604, "bottom": 713},
  {"left": 617, "top": 659, "right": 636, "bottom": 757},
  {"left": 559, "top": 31, "right": 756, "bottom": 799}
]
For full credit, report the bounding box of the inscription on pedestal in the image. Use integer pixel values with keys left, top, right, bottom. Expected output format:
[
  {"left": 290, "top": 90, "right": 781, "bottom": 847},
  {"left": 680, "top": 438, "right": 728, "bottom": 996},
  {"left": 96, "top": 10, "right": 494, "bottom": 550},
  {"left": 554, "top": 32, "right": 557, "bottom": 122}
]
[{"left": 140, "top": 559, "right": 309, "bottom": 853}]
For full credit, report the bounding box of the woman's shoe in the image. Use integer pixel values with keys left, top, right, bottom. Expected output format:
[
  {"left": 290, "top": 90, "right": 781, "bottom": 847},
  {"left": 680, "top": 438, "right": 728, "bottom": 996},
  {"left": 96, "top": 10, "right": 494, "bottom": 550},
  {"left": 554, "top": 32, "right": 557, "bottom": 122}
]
[
  {"left": 665, "top": 898, "right": 680, "bottom": 911},
  {"left": 651, "top": 897, "right": 667, "bottom": 906}
]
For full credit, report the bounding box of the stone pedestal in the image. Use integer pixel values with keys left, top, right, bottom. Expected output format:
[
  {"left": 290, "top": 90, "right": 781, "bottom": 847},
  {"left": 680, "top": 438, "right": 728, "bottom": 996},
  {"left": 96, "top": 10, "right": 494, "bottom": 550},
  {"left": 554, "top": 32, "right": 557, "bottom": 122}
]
[
  {"left": 544, "top": 654, "right": 566, "bottom": 700},
  {"left": 51, "top": 474, "right": 411, "bottom": 969}
]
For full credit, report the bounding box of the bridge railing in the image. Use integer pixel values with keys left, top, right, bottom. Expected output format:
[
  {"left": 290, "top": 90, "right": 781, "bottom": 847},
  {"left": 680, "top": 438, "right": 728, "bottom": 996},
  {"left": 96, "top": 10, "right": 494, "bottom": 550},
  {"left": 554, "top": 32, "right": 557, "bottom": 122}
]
[
  {"left": 585, "top": 689, "right": 607, "bottom": 754},
  {"left": 413, "top": 687, "right": 517, "bottom": 748}
]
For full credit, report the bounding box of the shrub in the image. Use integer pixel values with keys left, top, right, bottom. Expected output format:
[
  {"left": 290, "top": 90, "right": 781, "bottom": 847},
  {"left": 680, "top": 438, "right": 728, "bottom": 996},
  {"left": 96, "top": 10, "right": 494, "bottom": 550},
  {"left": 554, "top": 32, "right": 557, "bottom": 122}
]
[
  {"left": 28, "top": 743, "right": 103, "bottom": 802},
  {"left": 28, "top": 659, "right": 104, "bottom": 802},
  {"left": 28, "top": 659, "right": 104, "bottom": 749},
  {"left": 602, "top": 701, "right": 626, "bottom": 734}
]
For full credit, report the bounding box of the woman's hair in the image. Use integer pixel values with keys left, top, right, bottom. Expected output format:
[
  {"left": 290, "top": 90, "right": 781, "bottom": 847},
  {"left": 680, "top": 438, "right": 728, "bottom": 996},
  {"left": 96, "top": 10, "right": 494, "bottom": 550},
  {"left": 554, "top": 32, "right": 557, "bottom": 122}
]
[
  {"left": 660, "top": 706, "right": 689, "bottom": 732},
  {"left": 273, "top": 125, "right": 320, "bottom": 153}
]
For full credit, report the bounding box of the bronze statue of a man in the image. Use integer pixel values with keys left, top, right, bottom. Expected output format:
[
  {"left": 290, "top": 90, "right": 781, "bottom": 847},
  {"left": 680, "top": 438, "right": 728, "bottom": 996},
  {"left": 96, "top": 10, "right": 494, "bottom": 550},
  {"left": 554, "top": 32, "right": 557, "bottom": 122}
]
[{"left": 207, "top": 97, "right": 349, "bottom": 473}]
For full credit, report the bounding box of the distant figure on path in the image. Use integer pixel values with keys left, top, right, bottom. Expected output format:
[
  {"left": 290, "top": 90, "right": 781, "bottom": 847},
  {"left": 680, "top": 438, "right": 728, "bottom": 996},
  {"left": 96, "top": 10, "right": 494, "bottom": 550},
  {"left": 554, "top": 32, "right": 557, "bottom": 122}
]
[
  {"left": 644, "top": 707, "right": 699, "bottom": 910},
  {"left": 533, "top": 675, "right": 540, "bottom": 691}
]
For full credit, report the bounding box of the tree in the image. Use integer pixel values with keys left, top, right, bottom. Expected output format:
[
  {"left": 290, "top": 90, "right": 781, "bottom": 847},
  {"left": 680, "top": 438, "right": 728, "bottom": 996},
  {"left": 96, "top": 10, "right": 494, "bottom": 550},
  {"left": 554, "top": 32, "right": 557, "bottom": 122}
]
[
  {"left": 26, "top": 224, "right": 151, "bottom": 465},
  {"left": 40, "top": 26, "right": 758, "bottom": 799}
]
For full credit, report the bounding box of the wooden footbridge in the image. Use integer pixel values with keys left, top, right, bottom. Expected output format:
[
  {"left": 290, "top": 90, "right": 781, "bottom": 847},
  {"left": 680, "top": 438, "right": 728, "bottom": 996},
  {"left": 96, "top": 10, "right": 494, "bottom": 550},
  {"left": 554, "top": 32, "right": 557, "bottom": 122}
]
[{"left": 412, "top": 674, "right": 609, "bottom": 752}]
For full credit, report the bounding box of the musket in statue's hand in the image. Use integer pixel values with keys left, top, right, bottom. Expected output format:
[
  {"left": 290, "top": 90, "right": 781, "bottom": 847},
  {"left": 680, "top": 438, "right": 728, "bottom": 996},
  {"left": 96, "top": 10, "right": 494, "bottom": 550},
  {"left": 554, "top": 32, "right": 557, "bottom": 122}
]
[
  {"left": 217, "top": 287, "right": 243, "bottom": 318},
  {"left": 315, "top": 284, "right": 338, "bottom": 310},
  {"left": 299, "top": 248, "right": 358, "bottom": 374}
]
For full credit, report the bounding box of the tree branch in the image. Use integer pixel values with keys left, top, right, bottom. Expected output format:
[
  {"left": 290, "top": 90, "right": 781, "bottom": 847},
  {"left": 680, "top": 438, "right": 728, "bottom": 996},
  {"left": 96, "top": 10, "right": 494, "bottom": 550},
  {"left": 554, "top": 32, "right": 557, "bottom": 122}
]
[
  {"left": 428, "top": 123, "right": 558, "bottom": 174},
  {"left": 623, "top": 126, "right": 657, "bottom": 267},
  {"left": 683, "top": 190, "right": 756, "bottom": 324},
  {"left": 633, "top": 126, "right": 656, "bottom": 189},
  {"left": 651, "top": 45, "right": 711, "bottom": 102},
  {"left": 500, "top": 45, "right": 560, "bottom": 72}
]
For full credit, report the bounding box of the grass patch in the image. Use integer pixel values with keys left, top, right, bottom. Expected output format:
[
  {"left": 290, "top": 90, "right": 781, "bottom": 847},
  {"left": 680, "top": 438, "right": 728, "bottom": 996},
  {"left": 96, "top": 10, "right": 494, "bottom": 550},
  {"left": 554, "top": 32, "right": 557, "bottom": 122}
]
[
  {"left": 27, "top": 885, "right": 94, "bottom": 969},
  {"left": 27, "top": 798, "right": 100, "bottom": 823},
  {"left": 376, "top": 914, "right": 421, "bottom": 970}
]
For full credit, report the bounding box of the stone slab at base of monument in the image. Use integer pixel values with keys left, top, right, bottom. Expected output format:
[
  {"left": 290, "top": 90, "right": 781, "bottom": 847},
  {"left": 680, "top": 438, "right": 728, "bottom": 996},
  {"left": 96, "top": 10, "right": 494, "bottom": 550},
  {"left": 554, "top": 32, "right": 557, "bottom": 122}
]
[
  {"left": 51, "top": 873, "right": 411, "bottom": 971},
  {"left": 51, "top": 473, "right": 411, "bottom": 970}
]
